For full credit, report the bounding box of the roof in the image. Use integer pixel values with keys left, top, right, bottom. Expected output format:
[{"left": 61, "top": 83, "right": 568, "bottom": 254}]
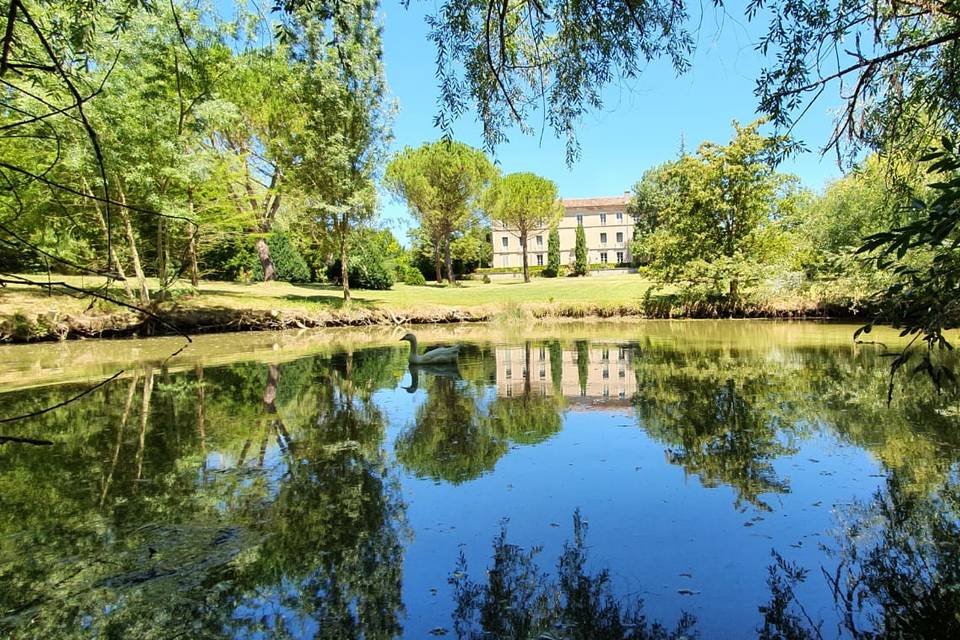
[{"left": 562, "top": 195, "right": 630, "bottom": 208}]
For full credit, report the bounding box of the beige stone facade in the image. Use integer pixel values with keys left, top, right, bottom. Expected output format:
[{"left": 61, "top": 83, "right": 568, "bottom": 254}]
[{"left": 491, "top": 194, "right": 633, "bottom": 269}]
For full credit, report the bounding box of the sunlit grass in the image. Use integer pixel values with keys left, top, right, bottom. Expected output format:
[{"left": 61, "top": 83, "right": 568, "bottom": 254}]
[{"left": 0, "top": 273, "right": 661, "bottom": 315}]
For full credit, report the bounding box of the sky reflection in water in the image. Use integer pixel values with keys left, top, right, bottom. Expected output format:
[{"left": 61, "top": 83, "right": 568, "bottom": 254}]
[{"left": 1, "top": 322, "right": 958, "bottom": 638}]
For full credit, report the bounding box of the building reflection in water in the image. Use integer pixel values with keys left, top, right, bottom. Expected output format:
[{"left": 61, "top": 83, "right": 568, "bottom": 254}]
[{"left": 494, "top": 342, "right": 635, "bottom": 410}]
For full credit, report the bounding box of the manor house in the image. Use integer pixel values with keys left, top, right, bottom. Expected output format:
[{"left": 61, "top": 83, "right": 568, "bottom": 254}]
[{"left": 490, "top": 193, "right": 632, "bottom": 269}]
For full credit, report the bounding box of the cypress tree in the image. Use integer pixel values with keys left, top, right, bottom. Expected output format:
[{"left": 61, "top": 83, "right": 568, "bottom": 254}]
[
  {"left": 546, "top": 226, "right": 560, "bottom": 277},
  {"left": 574, "top": 223, "right": 589, "bottom": 276}
]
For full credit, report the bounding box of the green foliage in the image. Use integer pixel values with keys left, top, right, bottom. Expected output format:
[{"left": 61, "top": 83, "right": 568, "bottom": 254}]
[
  {"left": 256, "top": 232, "right": 310, "bottom": 283},
  {"left": 451, "top": 511, "right": 697, "bottom": 639},
  {"left": 202, "top": 237, "right": 260, "bottom": 282},
  {"left": 483, "top": 172, "right": 562, "bottom": 282},
  {"left": 207, "top": 233, "right": 310, "bottom": 284},
  {"left": 545, "top": 227, "right": 561, "bottom": 277},
  {"left": 385, "top": 140, "right": 496, "bottom": 283},
  {"left": 574, "top": 224, "right": 589, "bottom": 276},
  {"left": 425, "top": 1, "right": 697, "bottom": 164},
  {"left": 857, "top": 138, "right": 960, "bottom": 395},
  {"left": 327, "top": 250, "right": 395, "bottom": 290},
  {"left": 400, "top": 265, "right": 427, "bottom": 286}
]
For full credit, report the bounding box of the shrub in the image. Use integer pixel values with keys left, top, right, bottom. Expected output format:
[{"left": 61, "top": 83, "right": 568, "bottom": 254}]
[
  {"left": 202, "top": 237, "right": 260, "bottom": 282},
  {"left": 402, "top": 266, "right": 427, "bottom": 286},
  {"left": 327, "top": 248, "right": 396, "bottom": 290},
  {"left": 258, "top": 232, "right": 310, "bottom": 283},
  {"left": 482, "top": 274, "right": 491, "bottom": 284}
]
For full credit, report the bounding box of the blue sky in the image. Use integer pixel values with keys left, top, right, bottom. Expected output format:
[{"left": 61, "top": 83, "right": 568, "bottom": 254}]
[
  {"left": 378, "top": 1, "right": 846, "bottom": 239},
  {"left": 218, "top": 1, "right": 848, "bottom": 240}
]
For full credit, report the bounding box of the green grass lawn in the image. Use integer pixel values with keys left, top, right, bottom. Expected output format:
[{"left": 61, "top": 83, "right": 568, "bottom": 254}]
[{"left": 0, "top": 273, "right": 662, "bottom": 316}]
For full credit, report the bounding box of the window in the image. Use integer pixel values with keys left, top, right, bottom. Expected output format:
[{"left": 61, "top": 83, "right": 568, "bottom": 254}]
[
  {"left": 539, "top": 346, "right": 546, "bottom": 359},
  {"left": 616, "top": 251, "right": 624, "bottom": 264},
  {"left": 603, "top": 368, "right": 609, "bottom": 379},
  {"left": 602, "top": 348, "right": 609, "bottom": 361},
  {"left": 600, "top": 251, "right": 608, "bottom": 263},
  {"left": 536, "top": 254, "right": 544, "bottom": 266},
  {"left": 600, "top": 213, "right": 607, "bottom": 225},
  {"left": 600, "top": 232, "right": 607, "bottom": 245},
  {"left": 501, "top": 236, "right": 508, "bottom": 247},
  {"left": 616, "top": 232, "right": 624, "bottom": 243},
  {"left": 501, "top": 255, "right": 509, "bottom": 267},
  {"left": 536, "top": 235, "right": 543, "bottom": 246},
  {"left": 505, "top": 367, "right": 512, "bottom": 379},
  {"left": 576, "top": 214, "right": 583, "bottom": 225},
  {"left": 539, "top": 367, "right": 546, "bottom": 379},
  {"left": 616, "top": 212, "right": 623, "bottom": 222}
]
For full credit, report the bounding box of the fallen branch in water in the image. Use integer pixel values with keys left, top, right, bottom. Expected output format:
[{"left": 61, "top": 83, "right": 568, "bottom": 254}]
[{"left": 0, "top": 369, "right": 124, "bottom": 424}]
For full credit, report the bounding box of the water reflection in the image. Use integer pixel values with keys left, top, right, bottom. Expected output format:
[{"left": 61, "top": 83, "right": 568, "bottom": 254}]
[
  {"left": 761, "top": 472, "right": 960, "bottom": 639},
  {"left": 1, "top": 325, "right": 958, "bottom": 637}
]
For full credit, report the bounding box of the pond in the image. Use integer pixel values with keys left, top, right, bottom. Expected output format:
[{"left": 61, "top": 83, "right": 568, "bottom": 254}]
[{"left": 1, "top": 321, "right": 958, "bottom": 638}]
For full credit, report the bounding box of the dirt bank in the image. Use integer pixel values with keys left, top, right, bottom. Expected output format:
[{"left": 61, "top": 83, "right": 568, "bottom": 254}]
[{"left": 0, "top": 298, "right": 866, "bottom": 343}]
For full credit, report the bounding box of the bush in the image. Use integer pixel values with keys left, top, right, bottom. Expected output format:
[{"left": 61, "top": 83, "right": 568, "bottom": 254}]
[
  {"left": 476, "top": 265, "right": 568, "bottom": 277},
  {"left": 202, "top": 237, "right": 260, "bottom": 282},
  {"left": 204, "top": 233, "right": 310, "bottom": 283},
  {"left": 482, "top": 274, "right": 491, "bottom": 284},
  {"left": 257, "top": 232, "right": 310, "bottom": 283},
  {"left": 327, "top": 248, "right": 396, "bottom": 290},
  {"left": 402, "top": 266, "right": 427, "bottom": 286}
]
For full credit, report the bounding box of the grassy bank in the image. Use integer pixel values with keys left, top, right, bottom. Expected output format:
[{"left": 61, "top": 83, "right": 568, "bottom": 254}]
[{"left": 0, "top": 273, "right": 860, "bottom": 342}]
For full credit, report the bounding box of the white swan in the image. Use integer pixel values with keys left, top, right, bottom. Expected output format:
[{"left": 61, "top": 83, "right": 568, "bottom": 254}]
[{"left": 400, "top": 332, "right": 461, "bottom": 365}]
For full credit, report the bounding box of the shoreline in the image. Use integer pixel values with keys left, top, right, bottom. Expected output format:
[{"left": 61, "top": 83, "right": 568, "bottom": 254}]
[{"left": 0, "top": 299, "right": 867, "bottom": 344}]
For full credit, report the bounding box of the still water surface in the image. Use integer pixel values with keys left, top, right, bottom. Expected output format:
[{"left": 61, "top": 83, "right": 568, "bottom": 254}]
[{"left": 1, "top": 321, "right": 958, "bottom": 638}]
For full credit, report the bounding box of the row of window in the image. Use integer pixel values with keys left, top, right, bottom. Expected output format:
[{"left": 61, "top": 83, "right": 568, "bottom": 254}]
[
  {"left": 504, "top": 367, "right": 628, "bottom": 380},
  {"left": 502, "top": 386, "right": 628, "bottom": 399},
  {"left": 501, "top": 251, "right": 624, "bottom": 267},
  {"left": 500, "top": 231, "right": 625, "bottom": 248},
  {"left": 576, "top": 212, "right": 624, "bottom": 225}
]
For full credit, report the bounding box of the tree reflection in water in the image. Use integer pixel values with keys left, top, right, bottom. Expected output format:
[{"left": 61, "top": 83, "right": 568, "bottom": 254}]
[
  {"left": 450, "top": 510, "right": 697, "bottom": 640},
  {"left": 0, "top": 349, "right": 409, "bottom": 639},
  {"left": 761, "top": 473, "right": 960, "bottom": 639},
  {"left": 3, "top": 330, "right": 960, "bottom": 638}
]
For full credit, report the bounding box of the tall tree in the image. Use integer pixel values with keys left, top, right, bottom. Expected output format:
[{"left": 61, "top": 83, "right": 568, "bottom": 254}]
[
  {"left": 546, "top": 226, "right": 560, "bottom": 277},
  {"left": 385, "top": 141, "right": 496, "bottom": 284},
  {"left": 574, "top": 223, "right": 588, "bottom": 277},
  {"left": 284, "top": 1, "right": 390, "bottom": 301},
  {"left": 629, "top": 120, "right": 797, "bottom": 294},
  {"left": 483, "top": 172, "right": 562, "bottom": 282}
]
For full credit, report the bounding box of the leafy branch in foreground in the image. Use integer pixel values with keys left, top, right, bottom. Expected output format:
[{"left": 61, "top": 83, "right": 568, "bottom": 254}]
[{"left": 857, "top": 137, "right": 960, "bottom": 398}]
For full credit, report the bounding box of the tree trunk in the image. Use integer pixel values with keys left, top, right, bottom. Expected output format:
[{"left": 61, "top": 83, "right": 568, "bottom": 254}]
[
  {"left": 156, "top": 215, "right": 167, "bottom": 288},
  {"left": 340, "top": 223, "right": 351, "bottom": 302},
  {"left": 433, "top": 238, "right": 442, "bottom": 284},
  {"left": 196, "top": 365, "right": 206, "bottom": 475},
  {"left": 100, "top": 374, "right": 138, "bottom": 508},
  {"left": 521, "top": 232, "right": 530, "bottom": 283},
  {"left": 444, "top": 233, "right": 455, "bottom": 285},
  {"left": 187, "top": 188, "right": 199, "bottom": 286},
  {"left": 256, "top": 238, "right": 277, "bottom": 282},
  {"left": 84, "top": 177, "right": 132, "bottom": 299},
  {"left": 118, "top": 187, "right": 150, "bottom": 305},
  {"left": 134, "top": 368, "right": 154, "bottom": 492},
  {"left": 188, "top": 232, "right": 199, "bottom": 287}
]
